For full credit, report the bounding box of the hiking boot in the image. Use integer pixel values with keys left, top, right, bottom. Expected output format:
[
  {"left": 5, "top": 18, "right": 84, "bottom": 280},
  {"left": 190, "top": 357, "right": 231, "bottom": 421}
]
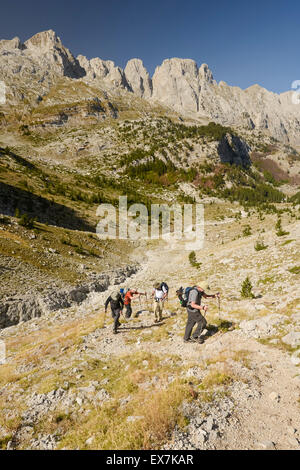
[
  {"left": 113, "top": 330, "right": 118, "bottom": 334},
  {"left": 196, "top": 337, "right": 204, "bottom": 344},
  {"left": 184, "top": 338, "right": 196, "bottom": 343}
]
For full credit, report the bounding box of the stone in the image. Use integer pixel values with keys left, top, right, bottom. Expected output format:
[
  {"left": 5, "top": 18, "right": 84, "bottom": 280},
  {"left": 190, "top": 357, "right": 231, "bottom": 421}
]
[
  {"left": 85, "top": 437, "right": 95, "bottom": 446},
  {"left": 291, "top": 351, "right": 300, "bottom": 366},
  {"left": 126, "top": 415, "right": 144, "bottom": 423},
  {"left": 205, "top": 416, "right": 215, "bottom": 432},
  {"left": 282, "top": 332, "right": 300, "bottom": 348},
  {"left": 256, "top": 440, "right": 276, "bottom": 450},
  {"left": 287, "top": 426, "right": 297, "bottom": 435},
  {"left": 95, "top": 389, "right": 110, "bottom": 403},
  {"left": 269, "top": 392, "right": 280, "bottom": 402}
]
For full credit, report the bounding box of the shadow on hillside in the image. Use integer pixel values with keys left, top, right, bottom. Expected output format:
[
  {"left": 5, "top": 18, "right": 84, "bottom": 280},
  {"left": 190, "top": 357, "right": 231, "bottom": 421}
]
[
  {"left": 0, "top": 181, "right": 94, "bottom": 232},
  {"left": 203, "top": 321, "right": 235, "bottom": 341},
  {"left": 0, "top": 147, "right": 37, "bottom": 171}
]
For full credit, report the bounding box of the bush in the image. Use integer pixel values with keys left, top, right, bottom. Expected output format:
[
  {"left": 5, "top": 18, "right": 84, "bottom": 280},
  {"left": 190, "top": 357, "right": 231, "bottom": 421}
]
[
  {"left": 0, "top": 216, "right": 10, "bottom": 225},
  {"left": 242, "top": 225, "right": 252, "bottom": 237},
  {"left": 241, "top": 277, "right": 255, "bottom": 298},
  {"left": 18, "top": 213, "right": 36, "bottom": 229},
  {"left": 254, "top": 239, "right": 268, "bottom": 251},
  {"left": 275, "top": 218, "right": 289, "bottom": 237},
  {"left": 288, "top": 266, "right": 300, "bottom": 274},
  {"left": 289, "top": 191, "right": 300, "bottom": 204},
  {"left": 189, "top": 251, "right": 202, "bottom": 269}
]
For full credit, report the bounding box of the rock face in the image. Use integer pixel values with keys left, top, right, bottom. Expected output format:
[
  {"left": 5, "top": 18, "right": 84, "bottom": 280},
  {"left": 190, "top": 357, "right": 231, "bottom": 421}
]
[
  {"left": 218, "top": 134, "right": 251, "bottom": 167},
  {"left": 0, "top": 30, "right": 85, "bottom": 105},
  {"left": 1, "top": 29, "right": 300, "bottom": 144},
  {"left": 124, "top": 59, "right": 152, "bottom": 98},
  {"left": 23, "top": 30, "right": 85, "bottom": 78},
  {"left": 77, "top": 55, "right": 128, "bottom": 90},
  {"left": 0, "top": 264, "right": 138, "bottom": 329},
  {"left": 151, "top": 58, "right": 203, "bottom": 113}
]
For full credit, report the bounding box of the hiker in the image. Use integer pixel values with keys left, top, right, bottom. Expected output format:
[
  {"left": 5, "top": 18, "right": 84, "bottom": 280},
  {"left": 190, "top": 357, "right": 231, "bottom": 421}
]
[
  {"left": 183, "top": 285, "right": 220, "bottom": 344},
  {"left": 152, "top": 282, "right": 167, "bottom": 323},
  {"left": 124, "top": 288, "right": 146, "bottom": 318},
  {"left": 104, "top": 290, "right": 124, "bottom": 334}
]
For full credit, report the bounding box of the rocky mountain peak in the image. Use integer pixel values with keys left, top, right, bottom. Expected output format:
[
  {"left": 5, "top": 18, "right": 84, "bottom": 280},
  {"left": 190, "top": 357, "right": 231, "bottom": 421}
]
[
  {"left": 124, "top": 58, "right": 152, "bottom": 98},
  {"left": 24, "top": 29, "right": 61, "bottom": 52},
  {"left": 22, "top": 29, "right": 85, "bottom": 78},
  {"left": 198, "top": 63, "right": 214, "bottom": 84},
  {"left": 0, "top": 36, "right": 25, "bottom": 51}
]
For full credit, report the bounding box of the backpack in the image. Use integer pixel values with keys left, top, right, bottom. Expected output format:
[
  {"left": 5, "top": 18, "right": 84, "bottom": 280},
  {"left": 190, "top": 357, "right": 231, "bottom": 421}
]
[
  {"left": 160, "top": 282, "right": 169, "bottom": 293},
  {"left": 119, "top": 288, "right": 125, "bottom": 299},
  {"left": 176, "top": 286, "right": 197, "bottom": 308}
]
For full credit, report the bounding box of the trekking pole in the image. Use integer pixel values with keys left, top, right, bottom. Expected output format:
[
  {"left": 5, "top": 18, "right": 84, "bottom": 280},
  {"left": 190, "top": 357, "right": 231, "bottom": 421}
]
[
  {"left": 101, "top": 309, "right": 107, "bottom": 329},
  {"left": 217, "top": 294, "right": 221, "bottom": 320}
]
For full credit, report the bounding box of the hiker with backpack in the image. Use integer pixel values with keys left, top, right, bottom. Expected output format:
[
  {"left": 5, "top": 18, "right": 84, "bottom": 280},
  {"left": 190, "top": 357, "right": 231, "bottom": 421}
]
[
  {"left": 104, "top": 291, "right": 124, "bottom": 334},
  {"left": 177, "top": 285, "right": 220, "bottom": 344},
  {"left": 152, "top": 282, "right": 168, "bottom": 323},
  {"left": 124, "top": 288, "right": 146, "bottom": 319}
]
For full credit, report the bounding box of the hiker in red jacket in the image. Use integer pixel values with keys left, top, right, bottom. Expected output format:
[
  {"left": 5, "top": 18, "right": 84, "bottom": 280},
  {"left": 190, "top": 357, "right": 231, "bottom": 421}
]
[{"left": 124, "top": 288, "right": 146, "bottom": 318}]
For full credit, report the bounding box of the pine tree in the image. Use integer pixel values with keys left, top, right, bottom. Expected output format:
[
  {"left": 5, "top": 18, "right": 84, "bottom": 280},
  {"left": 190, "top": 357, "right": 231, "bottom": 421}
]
[{"left": 241, "top": 276, "right": 255, "bottom": 298}]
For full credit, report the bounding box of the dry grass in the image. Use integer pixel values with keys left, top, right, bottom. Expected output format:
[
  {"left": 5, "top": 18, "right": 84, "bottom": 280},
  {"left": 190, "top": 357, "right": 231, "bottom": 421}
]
[{"left": 58, "top": 379, "right": 190, "bottom": 450}]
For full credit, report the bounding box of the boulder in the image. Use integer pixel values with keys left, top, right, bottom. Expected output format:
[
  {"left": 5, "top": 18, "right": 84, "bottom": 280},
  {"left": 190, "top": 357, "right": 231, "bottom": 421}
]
[{"left": 282, "top": 332, "right": 300, "bottom": 348}]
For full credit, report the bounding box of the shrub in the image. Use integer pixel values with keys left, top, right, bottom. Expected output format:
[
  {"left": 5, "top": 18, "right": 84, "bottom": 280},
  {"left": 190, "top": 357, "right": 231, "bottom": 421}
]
[
  {"left": 254, "top": 239, "right": 268, "bottom": 251},
  {"left": 288, "top": 266, "right": 300, "bottom": 274},
  {"left": 290, "top": 191, "right": 300, "bottom": 204},
  {"left": 189, "top": 251, "right": 202, "bottom": 269},
  {"left": 18, "top": 213, "right": 36, "bottom": 229},
  {"left": 275, "top": 218, "right": 289, "bottom": 237},
  {"left": 0, "top": 216, "right": 10, "bottom": 225},
  {"left": 242, "top": 225, "right": 252, "bottom": 237},
  {"left": 241, "top": 277, "right": 255, "bottom": 298}
]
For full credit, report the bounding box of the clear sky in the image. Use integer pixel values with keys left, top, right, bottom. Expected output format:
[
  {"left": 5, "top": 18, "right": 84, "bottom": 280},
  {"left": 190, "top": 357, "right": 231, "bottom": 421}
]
[{"left": 0, "top": 0, "right": 298, "bottom": 93}]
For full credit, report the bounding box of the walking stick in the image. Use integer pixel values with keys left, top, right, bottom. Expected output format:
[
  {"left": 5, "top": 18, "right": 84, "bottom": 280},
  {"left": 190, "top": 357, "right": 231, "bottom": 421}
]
[
  {"left": 217, "top": 294, "right": 221, "bottom": 320},
  {"left": 102, "top": 309, "right": 107, "bottom": 329}
]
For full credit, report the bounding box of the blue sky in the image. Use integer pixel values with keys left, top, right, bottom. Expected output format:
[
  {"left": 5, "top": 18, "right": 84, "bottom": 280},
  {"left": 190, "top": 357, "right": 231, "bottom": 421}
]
[{"left": 1, "top": 0, "right": 299, "bottom": 93}]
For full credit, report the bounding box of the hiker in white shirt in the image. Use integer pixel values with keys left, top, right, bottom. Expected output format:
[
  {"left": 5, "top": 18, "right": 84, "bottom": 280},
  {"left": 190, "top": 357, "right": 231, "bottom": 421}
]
[{"left": 152, "top": 282, "right": 167, "bottom": 323}]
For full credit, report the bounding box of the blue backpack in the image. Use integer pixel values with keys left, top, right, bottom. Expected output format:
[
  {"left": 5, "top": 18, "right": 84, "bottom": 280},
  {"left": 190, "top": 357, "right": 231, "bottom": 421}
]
[{"left": 176, "top": 286, "right": 197, "bottom": 307}]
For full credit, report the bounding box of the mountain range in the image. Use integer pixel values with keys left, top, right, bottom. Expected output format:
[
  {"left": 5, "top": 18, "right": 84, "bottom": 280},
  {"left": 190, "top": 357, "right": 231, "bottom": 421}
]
[{"left": 1, "top": 29, "right": 300, "bottom": 145}]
